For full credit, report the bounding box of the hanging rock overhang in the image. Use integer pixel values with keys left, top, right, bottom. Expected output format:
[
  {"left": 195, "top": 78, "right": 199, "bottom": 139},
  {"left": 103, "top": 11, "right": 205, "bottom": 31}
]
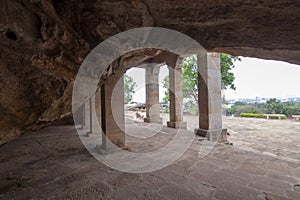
[{"left": 0, "top": 0, "right": 299, "bottom": 144}]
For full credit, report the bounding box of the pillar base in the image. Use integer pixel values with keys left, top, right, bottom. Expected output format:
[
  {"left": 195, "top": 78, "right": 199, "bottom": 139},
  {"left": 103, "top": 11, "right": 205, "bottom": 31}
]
[
  {"left": 167, "top": 121, "right": 187, "bottom": 129},
  {"left": 96, "top": 144, "right": 131, "bottom": 155},
  {"left": 144, "top": 117, "right": 163, "bottom": 124},
  {"left": 194, "top": 128, "right": 227, "bottom": 142},
  {"left": 77, "top": 124, "right": 84, "bottom": 130},
  {"left": 85, "top": 131, "right": 93, "bottom": 137}
]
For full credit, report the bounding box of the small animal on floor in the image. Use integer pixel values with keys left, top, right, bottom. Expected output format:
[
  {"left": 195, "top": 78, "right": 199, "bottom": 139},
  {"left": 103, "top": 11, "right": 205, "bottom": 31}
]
[{"left": 135, "top": 112, "right": 144, "bottom": 120}]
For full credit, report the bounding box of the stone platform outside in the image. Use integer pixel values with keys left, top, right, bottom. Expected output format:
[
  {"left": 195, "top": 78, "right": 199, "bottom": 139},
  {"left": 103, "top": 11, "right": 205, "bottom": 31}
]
[{"left": 0, "top": 116, "right": 300, "bottom": 199}]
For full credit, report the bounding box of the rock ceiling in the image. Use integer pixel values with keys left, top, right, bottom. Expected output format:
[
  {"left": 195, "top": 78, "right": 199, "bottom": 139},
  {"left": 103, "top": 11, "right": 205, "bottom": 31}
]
[{"left": 0, "top": 0, "right": 299, "bottom": 144}]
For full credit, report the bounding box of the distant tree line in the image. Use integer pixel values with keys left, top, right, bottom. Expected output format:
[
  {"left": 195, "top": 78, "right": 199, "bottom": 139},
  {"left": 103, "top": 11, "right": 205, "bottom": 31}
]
[{"left": 226, "top": 98, "right": 300, "bottom": 117}]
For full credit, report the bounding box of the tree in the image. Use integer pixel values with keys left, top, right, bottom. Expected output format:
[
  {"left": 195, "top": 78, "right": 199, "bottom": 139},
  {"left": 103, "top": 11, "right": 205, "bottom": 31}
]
[
  {"left": 221, "top": 54, "right": 241, "bottom": 90},
  {"left": 124, "top": 74, "right": 137, "bottom": 104},
  {"left": 163, "top": 55, "right": 198, "bottom": 103},
  {"left": 162, "top": 76, "right": 169, "bottom": 103},
  {"left": 265, "top": 98, "right": 283, "bottom": 114},
  {"left": 182, "top": 55, "right": 198, "bottom": 102},
  {"left": 162, "top": 53, "right": 240, "bottom": 103}
]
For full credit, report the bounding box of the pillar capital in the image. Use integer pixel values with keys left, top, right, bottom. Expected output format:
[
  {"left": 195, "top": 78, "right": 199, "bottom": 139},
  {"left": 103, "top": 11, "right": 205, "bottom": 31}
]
[{"left": 168, "top": 56, "right": 183, "bottom": 69}]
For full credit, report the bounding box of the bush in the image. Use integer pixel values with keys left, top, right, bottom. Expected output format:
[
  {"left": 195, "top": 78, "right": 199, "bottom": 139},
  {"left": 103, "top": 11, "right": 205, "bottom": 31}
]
[
  {"left": 227, "top": 105, "right": 257, "bottom": 117},
  {"left": 240, "top": 113, "right": 265, "bottom": 118},
  {"left": 240, "top": 113, "right": 288, "bottom": 119},
  {"left": 268, "top": 115, "right": 287, "bottom": 120}
]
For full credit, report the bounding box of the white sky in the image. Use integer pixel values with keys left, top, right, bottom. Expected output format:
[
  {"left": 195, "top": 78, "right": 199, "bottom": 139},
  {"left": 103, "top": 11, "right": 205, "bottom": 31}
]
[
  {"left": 126, "top": 57, "right": 300, "bottom": 103},
  {"left": 126, "top": 65, "right": 168, "bottom": 103},
  {"left": 225, "top": 57, "right": 300, "bottom": 99}
]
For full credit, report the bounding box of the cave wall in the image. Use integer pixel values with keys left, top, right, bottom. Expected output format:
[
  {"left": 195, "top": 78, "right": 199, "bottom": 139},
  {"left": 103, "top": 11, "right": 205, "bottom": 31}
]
[{"left": 0, "top": 0, "right": 299, "bottom": 144}]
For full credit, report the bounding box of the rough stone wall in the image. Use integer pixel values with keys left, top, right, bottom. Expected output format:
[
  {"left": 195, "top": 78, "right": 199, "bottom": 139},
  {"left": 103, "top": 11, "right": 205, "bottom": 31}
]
[{"left": 0, "top": 0, "right": 299, "bottom": 144}]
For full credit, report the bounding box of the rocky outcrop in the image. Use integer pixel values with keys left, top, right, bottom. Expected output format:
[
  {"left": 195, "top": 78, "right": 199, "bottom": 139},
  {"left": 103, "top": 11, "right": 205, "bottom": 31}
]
[{"left": 0, "top": 0, "right": 299, "bottom": 144}]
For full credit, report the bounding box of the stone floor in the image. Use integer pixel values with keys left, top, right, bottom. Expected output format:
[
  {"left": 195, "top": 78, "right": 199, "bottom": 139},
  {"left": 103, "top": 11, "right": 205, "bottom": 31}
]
[{"left": 0, "top": 115, "right": 300, "bottom": 199}]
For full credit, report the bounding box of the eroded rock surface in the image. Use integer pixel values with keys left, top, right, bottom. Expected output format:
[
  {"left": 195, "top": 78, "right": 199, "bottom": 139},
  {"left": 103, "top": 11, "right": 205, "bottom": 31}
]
[{"left": 0, "top": 0, "right": 300, "bottom": 144}]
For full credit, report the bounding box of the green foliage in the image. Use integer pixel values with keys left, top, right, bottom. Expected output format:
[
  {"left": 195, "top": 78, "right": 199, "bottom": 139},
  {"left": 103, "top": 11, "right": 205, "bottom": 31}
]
[
  {"left": 221, "top": 54, "right": 241, "bottom": 90},
  {"left": 267, "top": 115, "right": 287, "bottom": 120},
  {"left": 282, "top": 106, "right": 300, "bottom": 116},
  {"left": 233, "top": 101, "right": 248, "bottom": 106},
  {"left": 162, "top": 75, "right": 169, "bottom": 103},
  {"left": 162, "top": 53, "right": 240, "bottom": 104},
  {"left": 182, "top": 56, "right": 198, "bottom": 102},
  {"left": 184, "top": 101, "right": 198, "bottom": 115},
  {"left": 240, "top": 113, "right": 287, "bottom": 120},
  {"left": 240, "top": 113, "right": 265, "bottom": 118},
  {"left": 162, "top": 56, "right": 198, "bottom": 103},
  {"left": 226, "top": 104, "right": 257, "bottom": 117},
  {"left": 124, "top": 74, "right": 137, "bottom": 104},
  {"left": 226, "top": 99, "right": 300, "bottom": 117},
  {"left": 265, "top": 98, "right": 283, "bottom": 114},
  {"left": 160, "top": 107, "right": 169, "bottom": 113}
]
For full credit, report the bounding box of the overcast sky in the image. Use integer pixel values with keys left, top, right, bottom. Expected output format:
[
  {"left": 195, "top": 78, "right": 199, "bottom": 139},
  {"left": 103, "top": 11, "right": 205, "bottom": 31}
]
[
  {"left": 126, "top": 57, "right": 300, "bottom": 103},
  {"left": 126, "top": 66, "right": 168, "bottom": 103},
  {"left": 225, "top": 57, "right": 300, "bottom": 99}
]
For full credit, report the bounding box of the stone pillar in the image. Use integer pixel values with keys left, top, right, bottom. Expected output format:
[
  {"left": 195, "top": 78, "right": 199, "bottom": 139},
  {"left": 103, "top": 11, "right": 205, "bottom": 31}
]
[
  {"left": 83, "top": 96, "right": 92, "bottom": 135},
  {"left": 88, "top": 97, "right": 93, "bottom": 134},
  {"left": 85, "top": 96, "right": 94, "bottom": 136},
  {"left": 95, "top": 88, "right": 101, "bottom": 126},
  {"left": 144, "top": 65, "right": 162, "bottom": 124},
  {"left": 84, "top": 97, "right": 91, "bottom": 129},
  {"left": 82, "top": 103, "right": 86, "bottom": 126},
  {"left": 194, "top": 52, "right": 227, "bottom": 142},
  {"left": 76, "top": 103, "right": 85, "bottom": 129},
  {"left": 100, "top": 67, "right": 125, "bottom": 148},
  {"left": 167, "top": 57, "right": 187, "bottom": 129}
]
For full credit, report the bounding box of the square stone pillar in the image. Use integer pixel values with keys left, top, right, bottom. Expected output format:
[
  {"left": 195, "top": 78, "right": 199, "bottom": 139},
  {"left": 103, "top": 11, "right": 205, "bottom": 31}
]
[
  {"left": 100, "top": 67, "right": 125, "bottom": 148},
  {"left": 83, "top": 96, "right": 93, "bottom": 135},
  {"left": 75, "top": 102, "right": 85, "bottom": 129},
  {"left": 82, "top": 103, "right": 86, "bottom": 126},
  {"left": 95, "top": 88, "right": 101, "bottom": 126},
  {"left": 144, "top": 65, "right": 162, "bottom": 124},
  {"left": 194, "top": 52, "right": 227, "bottom": 142},
  {"left": 167, "top": 57, "right": 187, "bottom": 129},
  {"left": 88, "top": 97, "right": 93, "bottom": 134},
  {"left": 85, "top": 95, "right": 97, "bottom": 136}
]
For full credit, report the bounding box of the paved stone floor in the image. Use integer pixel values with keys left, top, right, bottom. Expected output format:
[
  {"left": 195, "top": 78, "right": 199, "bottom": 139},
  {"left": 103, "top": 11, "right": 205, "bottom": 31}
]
[{"left": 0, "top": 115, "right": 300, "bottom": 199}]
